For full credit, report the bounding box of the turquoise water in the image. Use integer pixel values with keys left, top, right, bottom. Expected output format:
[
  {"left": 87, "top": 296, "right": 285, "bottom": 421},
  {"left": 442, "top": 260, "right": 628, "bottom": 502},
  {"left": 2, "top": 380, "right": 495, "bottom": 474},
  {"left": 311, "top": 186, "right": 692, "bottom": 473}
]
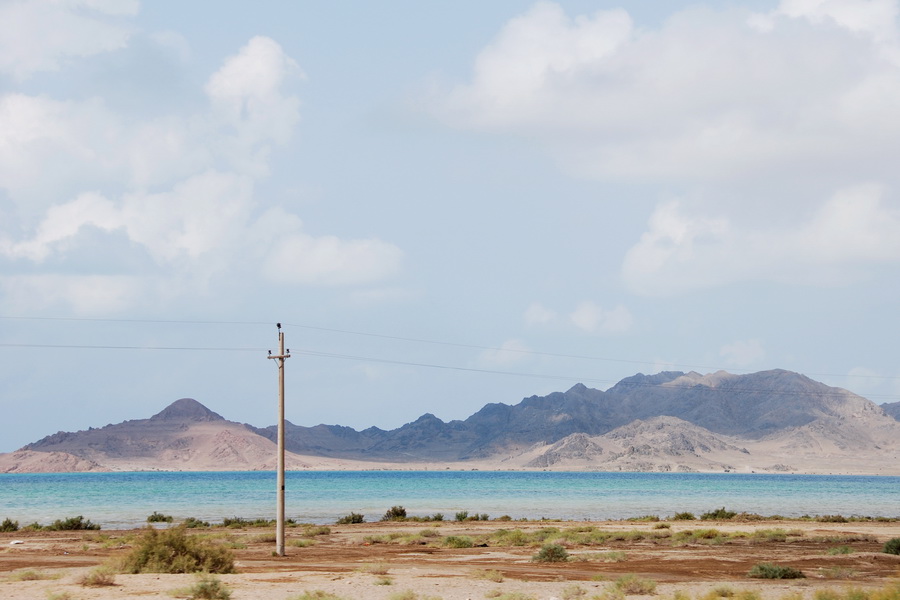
[{"left": 0, "top": 471, "right": 897, "bottom": 529}]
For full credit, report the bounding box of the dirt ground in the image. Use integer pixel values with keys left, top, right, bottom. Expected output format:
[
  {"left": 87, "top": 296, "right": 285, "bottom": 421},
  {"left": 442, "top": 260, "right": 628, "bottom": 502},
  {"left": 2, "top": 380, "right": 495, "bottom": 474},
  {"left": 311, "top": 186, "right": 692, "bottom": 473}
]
[{"left": 2, "top": 519, "right": 899, "bottom": 599}]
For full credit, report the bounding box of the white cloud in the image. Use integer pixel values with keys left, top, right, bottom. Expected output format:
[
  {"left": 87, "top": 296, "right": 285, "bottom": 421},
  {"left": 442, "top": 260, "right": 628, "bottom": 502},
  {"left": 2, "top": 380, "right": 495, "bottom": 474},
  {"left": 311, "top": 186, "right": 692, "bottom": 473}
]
[
  {"left": 0, "top": 0, "right": 138, "bottom": 80},
  {"left": 434, "top": 1, "right": 900, "bottom": 184},
  {"left": 524, "top": 301, "right": 558, "bottom": 327},
  {"left": 623, "top": 184, "right": 900, "bottom": 295},
  {"left": 0, "top": 35, "right": 404, "bottom": 312},
  {"left": 720, "top": 339, "right": 766, "bottom": 368},
  {"left": 569, "top": 301, "right": 633, "bottom": 334},
  {"left": 479, "top": 339, "right": 532, "bottom": 367}
]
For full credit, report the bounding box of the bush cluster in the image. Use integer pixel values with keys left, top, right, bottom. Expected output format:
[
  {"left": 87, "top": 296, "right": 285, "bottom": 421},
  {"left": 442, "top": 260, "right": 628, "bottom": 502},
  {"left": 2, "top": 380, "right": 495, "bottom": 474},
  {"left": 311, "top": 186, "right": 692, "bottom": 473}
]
[
  {"left": 0, "top": 517, "right": 19, "bottom": 532},
  {"left": 119, "top": 526, "right": 235, "bottom": 574},
  {"left": 747, "top": 563, "right": 805, "bottom": 579},
  {"left": 884, "top": 537, "right": 900, "bottom": 555},
  {"left": 701, "top": 508, "right": 738, "bottom": 521},
  {"left": 532, "top": 543, "right": 569, "bottom": 562},
  {"left": 336, "top": 512, "right": 365, "bottom": 524}
]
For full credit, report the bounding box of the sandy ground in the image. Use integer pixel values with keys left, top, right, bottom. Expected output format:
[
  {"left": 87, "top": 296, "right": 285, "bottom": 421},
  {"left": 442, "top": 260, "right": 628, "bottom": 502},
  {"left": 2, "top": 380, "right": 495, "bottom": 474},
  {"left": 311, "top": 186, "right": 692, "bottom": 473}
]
[{"left": 2, "top": 519, "right": 899, "bottom": 600}]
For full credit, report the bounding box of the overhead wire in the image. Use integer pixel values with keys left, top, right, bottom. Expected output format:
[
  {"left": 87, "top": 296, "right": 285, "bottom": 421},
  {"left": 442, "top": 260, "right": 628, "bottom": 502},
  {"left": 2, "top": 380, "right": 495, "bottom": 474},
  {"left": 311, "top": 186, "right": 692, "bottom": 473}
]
[{"left": 1, "top": 315, "right": 900, "bottom": 399}]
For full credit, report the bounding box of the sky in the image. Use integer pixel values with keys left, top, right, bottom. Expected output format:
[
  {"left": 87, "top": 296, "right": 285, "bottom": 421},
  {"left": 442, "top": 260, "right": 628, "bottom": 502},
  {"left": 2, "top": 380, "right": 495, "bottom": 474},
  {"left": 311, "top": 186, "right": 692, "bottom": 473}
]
[{"left": 2, "top": 0, "right": 900, "bottom": 452}]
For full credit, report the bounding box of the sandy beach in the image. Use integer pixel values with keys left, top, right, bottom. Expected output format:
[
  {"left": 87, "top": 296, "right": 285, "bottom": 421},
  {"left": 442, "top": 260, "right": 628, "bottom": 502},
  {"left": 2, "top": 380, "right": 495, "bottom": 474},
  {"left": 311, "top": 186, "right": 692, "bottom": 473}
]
[{"left": 2, "top": 518, "right": 899, "bottom": 599}]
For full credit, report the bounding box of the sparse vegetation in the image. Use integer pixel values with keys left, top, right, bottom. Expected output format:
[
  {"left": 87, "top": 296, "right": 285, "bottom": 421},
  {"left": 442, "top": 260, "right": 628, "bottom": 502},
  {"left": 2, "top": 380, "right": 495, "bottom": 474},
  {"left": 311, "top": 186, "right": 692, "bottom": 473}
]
[
  {"left": 45, "top": 592, "right": 73, "bottom": 600},
  {"left": 46, "top": 515, "right": 100, "bottom": 530},
  {"left": 119, "top": 525, "right": 235, "bottom": 574},
  {"left": 701, "top": 508, "right": 737, "bottom": 521},
  {"left": 484, "top": 592, "right": 536, "bottom": 600},
  {"left": 472, "top": 568, "right": 504, "bottom": 582},
  {"left": 336, "top": 512, "right": 365, "bottom": 524},
  {"left": 673, "top": 512, "right": 696, "bottom": 520},
  {"left": 532, "top": 543, "right": 569, "bottom": 562},
  {"left": 181, "top": 574, "right": 232, "bottom": 599},
  {"left": 291, "top": 591, "right": 346, "bottom": 600},
  {"left": 1, "top": 517, "right": 19, "bottom": 532},
  {"left": 183, "top": 517, "right": 210, "bottom": 528},
  {"left": 747, "top": 563, "right": 805, "bottom": 579},
  {"left": 382, "top": 506, "right": 408, "bottom": 521},
  {"left": 6, "top": 569, "right": 61, "bottom": 582},
  {"left": 443, "top": 535, "right": 474, "bottom": 548},
  {"left": 827, "top": 545, "right": 854, "bottom": 555},
  {"left": 614, "top": 574, "right": 657, "bottom": 595},
  {"left": 883, "top": 537, "right": 900, "bottom": 555},
  {"left": 147, "top": 511, "right": 174, "bottom": 523},
  {"left": 562, "top": 584, "right": 587, "bottom": 599},
  {"left": 78, "top": 566, "right": 116, "bottom": 587}
]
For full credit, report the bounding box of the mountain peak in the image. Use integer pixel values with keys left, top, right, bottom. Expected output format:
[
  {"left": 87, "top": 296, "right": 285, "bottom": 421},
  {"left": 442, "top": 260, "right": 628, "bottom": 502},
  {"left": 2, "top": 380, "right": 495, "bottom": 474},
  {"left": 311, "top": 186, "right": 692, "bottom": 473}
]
[{"left": 150, "top": 398, "right": 224, "bottom": 422}]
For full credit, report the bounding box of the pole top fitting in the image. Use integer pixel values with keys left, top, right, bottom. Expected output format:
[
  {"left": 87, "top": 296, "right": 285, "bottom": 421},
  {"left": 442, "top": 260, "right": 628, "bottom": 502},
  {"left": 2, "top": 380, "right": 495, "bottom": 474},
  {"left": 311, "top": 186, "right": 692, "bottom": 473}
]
[{"left": 276, "top": 322, "right": 282, "bottom": 330}]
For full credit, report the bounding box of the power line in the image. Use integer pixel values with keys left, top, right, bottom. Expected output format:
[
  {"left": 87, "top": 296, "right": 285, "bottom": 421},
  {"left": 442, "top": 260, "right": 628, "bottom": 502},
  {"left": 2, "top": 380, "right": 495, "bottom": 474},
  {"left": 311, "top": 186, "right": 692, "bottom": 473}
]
[{"left": 2, "top": 314, "right": 900, "bottom": 385}]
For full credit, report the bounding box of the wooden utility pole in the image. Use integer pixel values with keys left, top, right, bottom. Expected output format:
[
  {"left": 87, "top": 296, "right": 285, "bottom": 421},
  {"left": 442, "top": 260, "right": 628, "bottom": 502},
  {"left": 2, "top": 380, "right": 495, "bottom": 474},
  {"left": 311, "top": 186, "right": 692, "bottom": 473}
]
[{"left": 267, "top": 323, "right": 290, "bottom": 556}]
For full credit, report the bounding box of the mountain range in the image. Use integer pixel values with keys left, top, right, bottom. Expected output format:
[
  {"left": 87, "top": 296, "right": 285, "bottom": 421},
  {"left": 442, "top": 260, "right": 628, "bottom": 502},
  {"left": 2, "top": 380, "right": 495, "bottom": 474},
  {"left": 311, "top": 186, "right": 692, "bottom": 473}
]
[{"left": 2, "top": 369, "right": 898, "bottom": 474}]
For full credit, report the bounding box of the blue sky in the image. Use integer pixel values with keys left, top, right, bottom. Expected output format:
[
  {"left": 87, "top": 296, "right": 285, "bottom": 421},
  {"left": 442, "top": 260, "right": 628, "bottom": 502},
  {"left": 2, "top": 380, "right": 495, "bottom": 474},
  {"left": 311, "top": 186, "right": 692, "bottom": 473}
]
[{"left": 2, "top": 0, "right": 900, "bottom": 452}]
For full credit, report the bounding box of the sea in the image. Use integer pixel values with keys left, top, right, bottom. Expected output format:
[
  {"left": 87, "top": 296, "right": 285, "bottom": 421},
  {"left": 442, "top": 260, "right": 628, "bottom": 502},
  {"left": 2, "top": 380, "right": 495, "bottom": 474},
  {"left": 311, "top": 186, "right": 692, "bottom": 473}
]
[{"left": 1, "top": 471, "right": 898, "bottom": 529}]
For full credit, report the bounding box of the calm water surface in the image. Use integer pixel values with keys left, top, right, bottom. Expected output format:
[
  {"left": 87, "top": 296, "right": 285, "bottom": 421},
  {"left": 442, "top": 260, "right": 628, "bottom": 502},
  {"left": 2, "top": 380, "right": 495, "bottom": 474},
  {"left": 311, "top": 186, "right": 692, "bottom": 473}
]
[{"left": 0, "top": 471, "right": 897, "bottom": 528}]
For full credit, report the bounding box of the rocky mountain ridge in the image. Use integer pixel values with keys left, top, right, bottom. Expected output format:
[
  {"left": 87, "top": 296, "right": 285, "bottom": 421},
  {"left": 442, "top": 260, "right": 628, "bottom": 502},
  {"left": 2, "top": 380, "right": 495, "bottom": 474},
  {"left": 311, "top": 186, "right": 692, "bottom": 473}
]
[{"left": 2, "top": 370, "right": 899, "bottom": 474}]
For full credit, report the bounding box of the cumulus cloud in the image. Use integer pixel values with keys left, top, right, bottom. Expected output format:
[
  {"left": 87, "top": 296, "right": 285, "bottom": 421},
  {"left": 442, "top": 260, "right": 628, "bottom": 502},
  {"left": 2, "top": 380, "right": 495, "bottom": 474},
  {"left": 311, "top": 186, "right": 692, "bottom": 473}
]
[
  {"left": 623, "top": 184, "right": 900, "bottom": 295},
  {"left": 569, "top": 301, "right": 633, "bottom": 334},
  {"left": 0, "top": 0, "right": 138, "bottom": 80},
  {"left": 435, "top": 1, "right": 900, "bottom": 183},
  {"left": 0, "top": 34, "right": 403, "bottom": 313}
]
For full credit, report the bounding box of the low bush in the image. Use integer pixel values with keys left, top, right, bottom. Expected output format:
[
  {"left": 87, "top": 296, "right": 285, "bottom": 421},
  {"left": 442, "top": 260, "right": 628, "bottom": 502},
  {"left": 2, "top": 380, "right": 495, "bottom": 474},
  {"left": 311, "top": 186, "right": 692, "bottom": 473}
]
[
  {"left": 336, "top": 512, "right": 364, "bottom": 524},
  {"left": 818, "top": 515, "right": 849, "bottom": 523},
  {"left": 614, "top": 574, "right": 657, "bottom": 594},
  {"left": 455, "top": 510, "right": 469, "bottom": 522},
  {"left": 443, "top": 535, "right": 474, "bottom": 548},
  {"left": 701, "top": 508, "right": 737, "bottom": 520},
  {"left": 46, "top": 515, "right": 100, "bottom": 531},
  {"left": 147, "top": 511, "right": 174, "bottom": 523},
  {"left": 0, "top": 517, "right": 18, "bottom": 532},
  {"left": 184, "top": 574, "right": 231, "bottom": 599},
  {"left": 673, "top": 512, "right": 696, "bottom": 520},
  {"left": 78, "top": 566, "right": 116, "bottom": 587},
  {"left": 382, "top": 506, "right": 407, "bottom": 521},
  {"left": 827, "top": 545, "right": 854, "bottom": 555},
  {"left": 430, "top": 513, "right": 444, "bottom": 521},
  {"left": 183, "top": 517, "right": 210, "bottom": 528},
  {"left": 532, "top": 543, "right": 569, "bottom": 563},
  {"left": 119, "top": 526, "right": 235, "bottom": 574},
  {"left": 884, "top": 537, "right": 900, "bottom": 555},
  {"left": 747, "top": 563, "right": 805, "bottom": 579}
]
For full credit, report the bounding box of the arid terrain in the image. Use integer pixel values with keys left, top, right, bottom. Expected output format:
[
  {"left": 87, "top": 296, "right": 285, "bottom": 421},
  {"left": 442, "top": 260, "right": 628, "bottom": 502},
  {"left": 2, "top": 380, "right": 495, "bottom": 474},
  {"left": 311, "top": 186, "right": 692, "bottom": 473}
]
[{"left": 2, "top": 518, "right": 899, "bottom": 599}]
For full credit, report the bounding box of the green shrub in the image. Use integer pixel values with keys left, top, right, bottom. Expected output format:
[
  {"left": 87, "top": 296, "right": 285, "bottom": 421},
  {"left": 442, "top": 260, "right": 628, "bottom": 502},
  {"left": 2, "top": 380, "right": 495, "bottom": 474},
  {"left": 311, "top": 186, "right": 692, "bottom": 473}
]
[
  {"left": 701, "top": 508, "right": 737, "bottom": 520},
  {"left": 883, "top": 537, "right": 900, "bottom": 555},
  {"left": 818, "top": 515, "right": 849, "bottom": 523},
  {"left": 827, "top": 546, "right": 853, "bottom": 555},
  {"left": 430, "top": 513, "right": 444, "bottom": 521},
  {"left": 747, "top": 563, "right": 805, "bottom": 579},
  {"left": 532, "top": 543, "right": 569, "bottom": 562},
  {"left": 673, "top": 512, "right": 695, "bottom": 520},
  {"left": 183, "top": 517, "right": 210, "bottom": 528},
  {"left": 46, "top": 515, "right": 99, "bottom": 531},
  {"left": 0, "top": 517, "right": 18, "bottom": 532},
  {"left": 119, "top": 526, "right": 235, "bottom": 574},
  {"left": 455, "top": 510, "right": 469, "bottom": 522},
  {"left": 443, "top": 535, "right": 474, "bottom": 548},
  {"left": 185, "top": 574, "right": 231, "bottom": 599},
  {"left": 382, "top": 506, "right": 407, "bottom": 521},
  {"left": 336, "top": 512, "right": 364, "bottom": 524},
  {"left": 147, "top": 511, "right": 174, "bottom": 523}
]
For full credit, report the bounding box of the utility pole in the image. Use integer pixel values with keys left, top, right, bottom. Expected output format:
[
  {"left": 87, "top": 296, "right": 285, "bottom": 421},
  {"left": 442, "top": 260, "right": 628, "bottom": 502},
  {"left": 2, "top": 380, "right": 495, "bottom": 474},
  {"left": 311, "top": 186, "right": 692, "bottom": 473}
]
[{"left": 267, "top": 323, "right": 290, "bottom": 556}]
